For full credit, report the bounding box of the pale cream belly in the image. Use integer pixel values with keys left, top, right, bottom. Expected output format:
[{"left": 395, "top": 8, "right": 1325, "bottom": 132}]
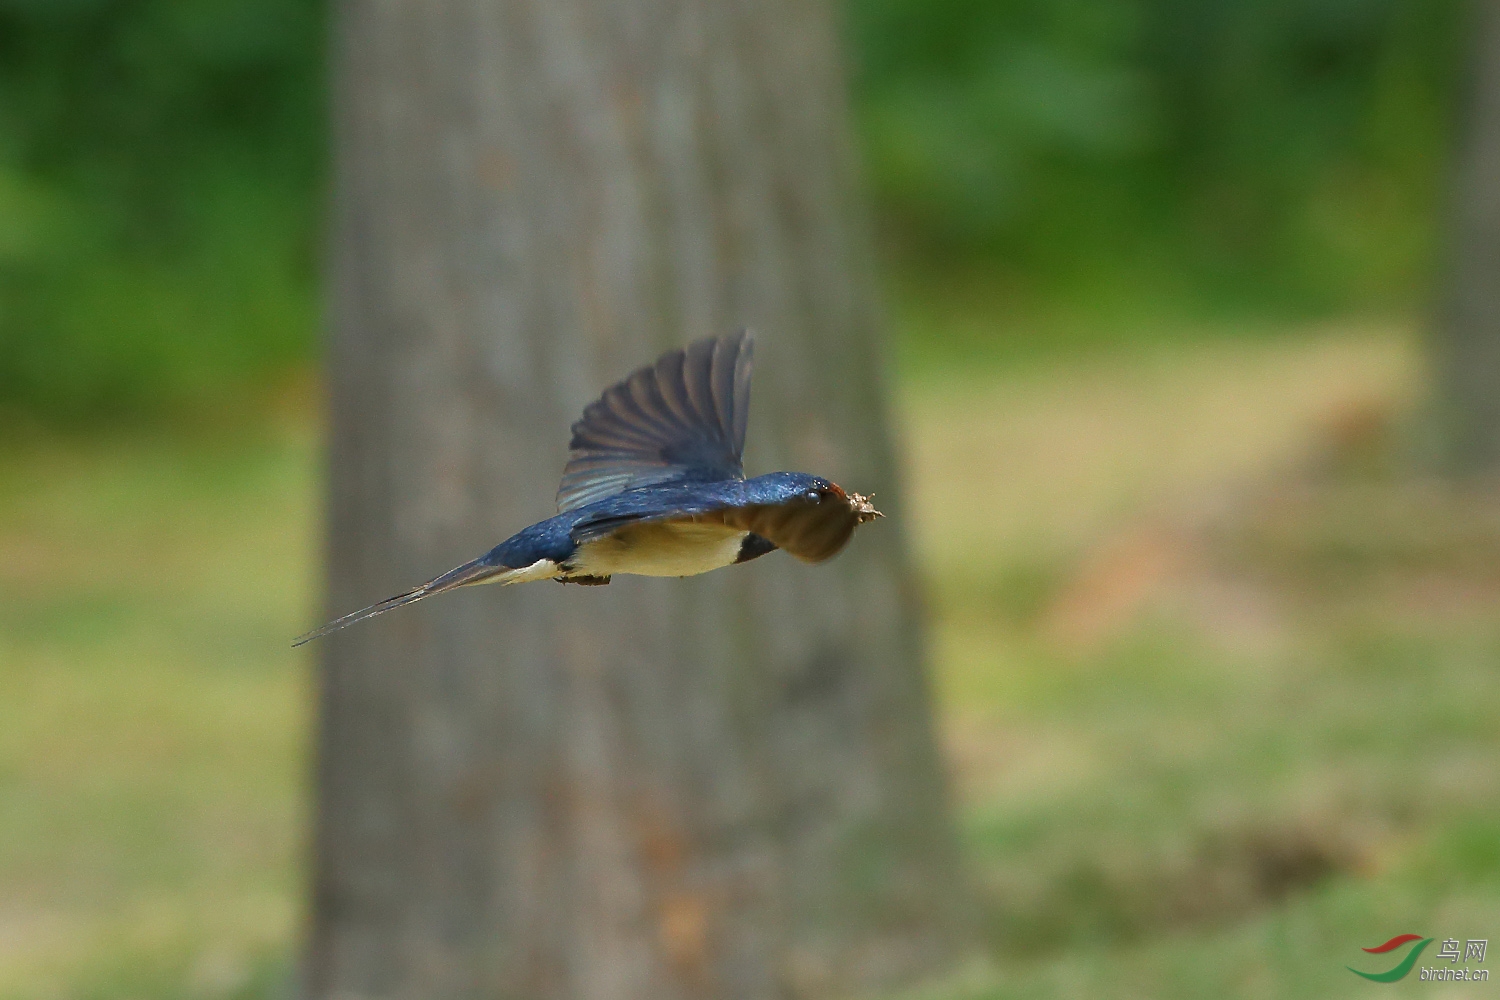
[{"left": 570, "top": 520, "right": 748, "bottom": 578}]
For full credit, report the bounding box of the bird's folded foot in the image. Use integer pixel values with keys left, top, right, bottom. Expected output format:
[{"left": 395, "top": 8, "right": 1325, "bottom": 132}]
[{"left": 559, "top": 574, "right": 611, "bottom": 586}]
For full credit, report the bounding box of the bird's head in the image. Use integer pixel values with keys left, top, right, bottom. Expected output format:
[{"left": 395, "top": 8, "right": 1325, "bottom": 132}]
[
  {"left": 792, "top": 478, "right": 883, "bottom": 525},
  {"left": 743, "top": 472, "right": 880, "bottom": 561},
  {"left": 739, "top": 472, "right": 885, "bottom": 561}
]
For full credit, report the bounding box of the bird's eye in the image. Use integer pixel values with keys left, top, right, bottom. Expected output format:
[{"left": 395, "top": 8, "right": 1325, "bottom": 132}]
[{"left": 805, "top": 490, "right": 821, "bottom": 503}]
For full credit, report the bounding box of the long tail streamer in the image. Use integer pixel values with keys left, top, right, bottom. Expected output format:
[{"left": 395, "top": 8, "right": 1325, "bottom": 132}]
[{"left": 293, "top": 557, "right": 511, "bottom": 647}]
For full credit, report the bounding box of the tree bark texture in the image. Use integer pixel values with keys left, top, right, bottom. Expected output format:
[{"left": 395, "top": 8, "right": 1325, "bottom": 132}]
[
  {"left": 308, "top": 2, "right": 968, "bottom": 999},
  {"left": 1434, "top": 0, "right": 1500, "bottom": 471}
]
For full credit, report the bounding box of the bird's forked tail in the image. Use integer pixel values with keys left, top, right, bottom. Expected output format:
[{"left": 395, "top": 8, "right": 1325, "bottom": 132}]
[{"left": 292, "top": 555, "right": 543, "bottom": 646}]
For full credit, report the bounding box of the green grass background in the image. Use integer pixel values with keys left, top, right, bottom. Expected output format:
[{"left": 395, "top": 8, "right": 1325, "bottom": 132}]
[{"left": 2, "top": 323, "right": 1496, "bottom": 998}]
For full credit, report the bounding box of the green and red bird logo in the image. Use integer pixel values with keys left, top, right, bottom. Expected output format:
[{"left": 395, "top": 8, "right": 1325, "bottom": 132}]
[{"left": 1347, "top": 934, "right": 1432, "bottom": 982}]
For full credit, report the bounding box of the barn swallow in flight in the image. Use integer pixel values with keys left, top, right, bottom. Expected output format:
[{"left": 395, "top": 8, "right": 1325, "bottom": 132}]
[{"left": 294, "top": 331, "right": 881, "bottom": 645}]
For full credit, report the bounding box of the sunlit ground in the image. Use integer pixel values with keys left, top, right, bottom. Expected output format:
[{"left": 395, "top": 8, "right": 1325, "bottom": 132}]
[{"left": 2, "top": 324, "right": 1497, "bottom": 999}]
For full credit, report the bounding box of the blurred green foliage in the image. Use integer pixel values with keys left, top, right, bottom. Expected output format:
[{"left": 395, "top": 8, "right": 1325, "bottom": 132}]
[
  {"left": 0, "top": 0, "right": 323, "bottom": 421},
  {"left": 850, "top": 0, "right": 1466, "bottom": 309},
  {"left": 0, "top": 0, "right": 1469, "bottom": 421}
]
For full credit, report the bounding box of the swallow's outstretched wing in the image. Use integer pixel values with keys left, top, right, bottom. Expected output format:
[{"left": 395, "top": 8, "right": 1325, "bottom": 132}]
[{"left": 556, "top": 331, "right": 753, "bottom": 512}]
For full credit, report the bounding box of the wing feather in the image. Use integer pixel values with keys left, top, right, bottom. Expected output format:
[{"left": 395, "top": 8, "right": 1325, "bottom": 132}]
[
  {"left": 680, "top": 337, "right": 718, "bottom": 434},
  {"left": 556, "top": 331, "right": 754, "bottom": 512},
  {"left": 710, "top": 338, "right": 740, "bottom": 444}
]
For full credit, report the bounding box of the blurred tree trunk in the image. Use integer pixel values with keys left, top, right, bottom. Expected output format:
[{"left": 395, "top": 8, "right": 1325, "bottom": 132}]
[
  {"left": 1434, "top": 0, "right": 1500, "bottom": 471},
  {"left": 306, "top": 2, "right": 969, "bottom": 999}
]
